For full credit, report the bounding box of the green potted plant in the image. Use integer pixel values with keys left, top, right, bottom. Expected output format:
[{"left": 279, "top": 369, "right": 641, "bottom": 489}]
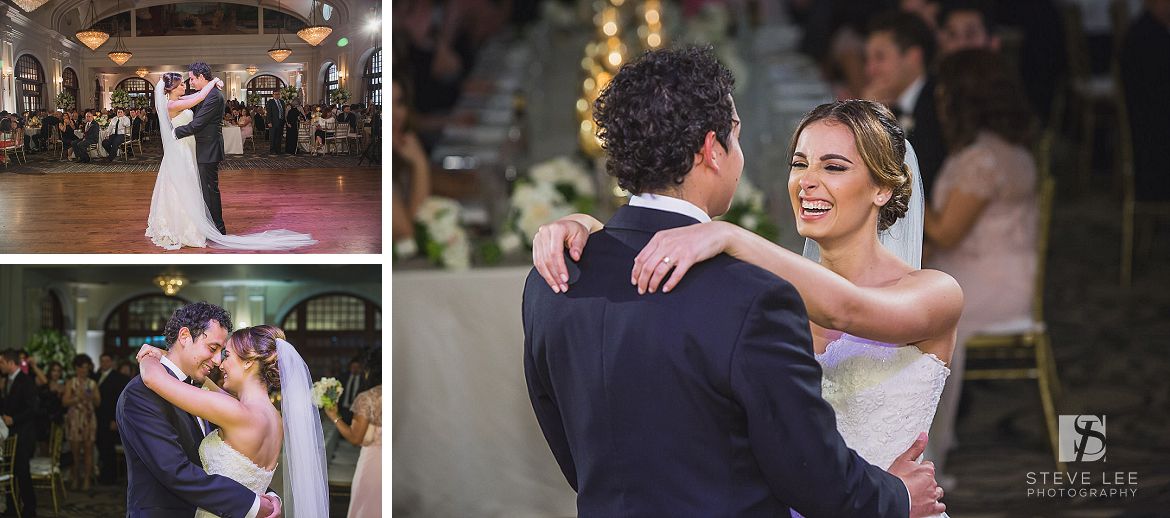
[
  {"left": 25, "top": 329, "right": 76, "bottom": 368},
  {"left": 329, "top": 88, "right": 351, "bottom": 106},
  {"left": 55, "top": 91, "right": 76, "bottom": 110},
  {"left": 247, "top": 92, "right": 261, "bottom": 107},
  {"left": 111, "top": 88, "right": 132, "bottom": 110}
]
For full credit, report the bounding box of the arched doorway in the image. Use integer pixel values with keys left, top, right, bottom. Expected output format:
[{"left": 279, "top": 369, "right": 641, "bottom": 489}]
[
  {"left": 103, "top": 294, "right": 189, "bottom": 360},
  {"left": 322, "top": 62, "right": 338, "bottom": 104},
  {"left": 61, "top": 67, "right": 79, "bottom": 109},
  {"left": 15, "top": 54, "right": 46, "bottom": 113},
  {"left": 115, "top": 77, "right": 154, "bottom": 109},
  {"left": 246, "top": 74, "right": 286, "bottom": 105},
  {"left": 279, "top": 292, "right": 380, "bottom": 376},
  {"left": 363, "top": 48, "right": 381, "bottom": 107}
]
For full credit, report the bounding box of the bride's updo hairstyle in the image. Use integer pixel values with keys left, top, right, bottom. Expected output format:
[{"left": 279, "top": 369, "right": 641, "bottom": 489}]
[
  {"left": 162, "top": 72, "right": 185, "bottom": 94},
  {"left": 227, "top": 324, "right": 284, "bottom": 393},
  {"left": 789, "top": 100, "right": 912, "bottom": 232}
]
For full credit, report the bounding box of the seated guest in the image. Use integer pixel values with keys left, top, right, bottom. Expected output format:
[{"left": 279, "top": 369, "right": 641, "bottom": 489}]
[
  {"left": 863, "top": 10, "right": 946, "bottom": 199},
  {"left": 253, "top": 108, "right": 267, "bottom": 137},
  {"left": 392, "top": 76, "right": 430, "bottom": 241},
  {"left": 1120, "top": 0, "right": 1170, "bottom": 202},
  {"left": 59, "top": 112, "right": 78, "bottom": 160},
  {"left": 313, "top": 107, "right": 336, "bottom": 155},
  {"left": 237, "top": 109, "right": 253, "bottom": 140},
  {"left": 40, "top": 109, "right": 61, "bottom": 152},
  {"left": 338, "top": 104, "right": 359, "bottom": 132},
  {"left": 73, "top": 111, "right": 101, "bottom": 163},
  {"left": 285, "top": 102, "right": 306, "bottom": 155},
  {"left": 924, "top": 49, "right": 1039, "bottom": 475},
  {"left": 102, "top": 108, "right": 132, "bottom": 161},
  {"left": 937, "top": 0, "right": 999, "bottom": 56},
  {"left": 128, "top": 108, "right": 143, "bottom": 157}
]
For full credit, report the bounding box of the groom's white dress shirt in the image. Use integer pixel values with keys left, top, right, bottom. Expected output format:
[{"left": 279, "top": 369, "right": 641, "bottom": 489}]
[
  {"left": 628, "top": 193, "right": 712, "bottom": 222},
  {"left": 628, "top": 193, "right": 917, "bottom": 513},
  {"left": 158, "top": 355, "right": 267, "bottom": 518}
]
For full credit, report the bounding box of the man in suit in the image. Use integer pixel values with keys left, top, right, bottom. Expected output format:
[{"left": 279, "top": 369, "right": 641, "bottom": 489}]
[
  {"left": 1120, "top": 0, "right": 1170, "bottom": 202},
  {"left": 338, "top": 105, "right": 358, "bottom": 132},
  {"left": 0, "top": 350, "right": 39, "bottom": 518},
  {"left": 116, "top": 302, "right": 279, "bottom": 518},
  {"left": 339, "top": 358, "right": 364, "bottom": 422},
  {"left": 72, "top": 110, "right": 100, "bottom": 163},
  {"left": 128, "top": 108, "right": 143, "bottom": 158},
  {"left": 174, "top": 62, "right": 229, "bottom": 235},
  {"left": 95, "top": 353, "right": 130, "bottom": 485},
  {"left": 864, "top": 10, "right": 946, "bottom": 198},
  {"left": 102, "top": 108, "right": 132, "bottom": 162},
  {"left": 265, "top": 93, "right": 285, "bottom": 155},
  {"left": 523, "top": 47, "right": 944, "bottom": 518}
]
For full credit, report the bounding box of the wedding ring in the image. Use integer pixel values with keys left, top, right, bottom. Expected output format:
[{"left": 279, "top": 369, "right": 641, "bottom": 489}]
[{"left": 662, "top": 256, "right": 671, "bottom": 264}]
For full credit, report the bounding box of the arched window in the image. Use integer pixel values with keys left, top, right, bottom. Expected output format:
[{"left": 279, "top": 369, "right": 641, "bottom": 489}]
[
  {"left": 323, "top": 62, "right": 338, "bottom": 104},
  {"left": 363, "top": 48, "right": 381, "bottom": 107},
  {"left": 280, "top": 293, "right": 380, "bottom": 376},
  {"left": 115, "top": 77, "right": 154, "bottom": 109},
  {"left": 40, "top": 290, "right": 65, "bottom": 333},
  {"left": 247, "top": 74, "right": 286, "bottom": 106},
  {"left": 15, "top": 54, "right": 45, "bottom": 114},
  {"left": 62, "top": 67, "right": 79, "bottom": 109},
  {"left": 103, "top": 295, "right": 189, "bottom": 357}
]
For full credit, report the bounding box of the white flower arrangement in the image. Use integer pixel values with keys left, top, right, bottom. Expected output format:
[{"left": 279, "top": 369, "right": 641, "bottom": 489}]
[
  {"left": 718, "top": 177, "right": 777, "bottom": 242},
  {"left": 411, "top": 196, "right": 472, "bottom": 270},
  {"left": 498, "top": 156, "right": 597, "bottom": 252},
  {"left": 311, "top": 377, "right": 343, "bottom": 409}
]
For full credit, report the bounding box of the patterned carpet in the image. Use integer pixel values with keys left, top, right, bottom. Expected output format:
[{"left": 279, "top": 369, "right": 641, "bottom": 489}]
[{"left": 0, "top": 136, "right": 378, "bottom": 174}]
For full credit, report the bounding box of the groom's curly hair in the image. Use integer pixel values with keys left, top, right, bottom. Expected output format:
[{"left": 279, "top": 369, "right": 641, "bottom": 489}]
[
  {"left": 164, "top": 302, "right": 233, "bottom": 348},
  {"left": 188, "top": 62, "right": 213, "bottom": 81},
  {"left": 227, "top": 325, "right": 284, "bottom": 393}
]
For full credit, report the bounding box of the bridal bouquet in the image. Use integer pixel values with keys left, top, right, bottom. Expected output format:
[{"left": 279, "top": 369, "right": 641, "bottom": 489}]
[
  {"left": 497, "top": 156, "right": 597, "bottom": 255},
  {"left": 717, "top": 177, "right": 778, "bottom": 242},
  {"left": 409, "top": 196, "right": 472, "bottom": 270},
  {"left": 311, "top": 377, "right": 343, "bottom": 409}
]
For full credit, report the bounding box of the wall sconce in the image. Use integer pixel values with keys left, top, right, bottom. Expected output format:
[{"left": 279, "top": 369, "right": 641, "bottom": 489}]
[{"left": 2, "top": 68, "right": 12, "bottom": 79}]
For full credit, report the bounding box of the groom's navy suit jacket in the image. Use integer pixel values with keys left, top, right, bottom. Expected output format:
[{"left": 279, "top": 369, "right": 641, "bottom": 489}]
[
  {"left": 116, "top": 370, "right": 255, "bottom": 518},
  {"left": 523, "top": 205, "right": 910, "bottom": 517},
  {"left": 174, "top": 86, "right": 226, "bottom": 164}
]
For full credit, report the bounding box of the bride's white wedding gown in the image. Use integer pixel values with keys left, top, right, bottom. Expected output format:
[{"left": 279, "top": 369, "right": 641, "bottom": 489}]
[
  {"left": 815, "top": 334, "right": 950, "bottom": 517},
  {"left": 194, "top": 429, "right": 275, "bottom": 518},
  {"left": 145, "top": 107, "right": 316, "bottom": 250}
]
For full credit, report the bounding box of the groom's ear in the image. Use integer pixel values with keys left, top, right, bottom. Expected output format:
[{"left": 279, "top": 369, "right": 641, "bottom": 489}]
[{"left": 177, "top": 326, "right": 192, "bottom": 346}]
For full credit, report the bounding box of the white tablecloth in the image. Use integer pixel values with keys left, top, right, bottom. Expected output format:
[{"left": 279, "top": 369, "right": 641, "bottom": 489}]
[
  {"left": 393, "top": 266, "right": 576, "bottom": 517},
  {"left": 223, "top": 125, "right": 243, "bottom": 155}
]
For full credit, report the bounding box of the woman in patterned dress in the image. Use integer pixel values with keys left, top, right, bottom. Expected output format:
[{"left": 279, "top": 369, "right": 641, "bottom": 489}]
[{"left": 63, "top": 354, "right": 99, "bottom": 491}]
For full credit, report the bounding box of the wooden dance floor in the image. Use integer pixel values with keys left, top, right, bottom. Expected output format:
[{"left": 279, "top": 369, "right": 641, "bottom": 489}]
[{"left": 0, "top": 167, "right": 381, "bottom": 253}]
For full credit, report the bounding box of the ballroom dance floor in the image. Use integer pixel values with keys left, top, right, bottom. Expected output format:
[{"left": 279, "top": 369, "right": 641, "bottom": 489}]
[{"left": 0, "top": 166, "right": 380, "bottom": 253}]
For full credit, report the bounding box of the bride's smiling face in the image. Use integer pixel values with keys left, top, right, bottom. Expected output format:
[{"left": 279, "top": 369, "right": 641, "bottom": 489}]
[
  {"left": 218, "top": 340, "right": 256, "bottom": 395},
  {"left": 788, "top": 120, "right": 887, "bottom": 243}
]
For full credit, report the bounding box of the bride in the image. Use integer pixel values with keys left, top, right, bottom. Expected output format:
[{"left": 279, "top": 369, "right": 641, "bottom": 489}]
[
  {"left": 534, "top": 100, "right": 961, "bottom": 516},
  {"left": 137, "top": 325, "right": 328, "bottom": 517},
  {"left": 146, "top": 72, "right": 316, "bottom": 250}
]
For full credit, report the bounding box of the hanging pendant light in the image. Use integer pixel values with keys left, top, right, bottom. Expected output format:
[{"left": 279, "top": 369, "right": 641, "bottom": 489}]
[
  {"left": 75, "top": 0, "right": 110, "bottom": 51},
  {"left": 107, "top": 2, "right": 133, "bottom": 66},
  {"left": 135, "top": 67, "right": 149, "bottom": 78},
  {"left": 296, "top": 0, "right": 333, "bottom": 46},
  {"left": 11, "top": 0, "right": 50, "bottom": 13},
  {"left": 246, "top": 65, "right": 259, "bottom": 75},
  {"left": 268, "top": 0, "right": 293, "bottom": 62}
]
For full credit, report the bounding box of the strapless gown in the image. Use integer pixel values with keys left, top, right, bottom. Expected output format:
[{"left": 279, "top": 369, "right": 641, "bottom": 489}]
[{"left": 194, "top": 429, "right": 275, "bottom": 518}]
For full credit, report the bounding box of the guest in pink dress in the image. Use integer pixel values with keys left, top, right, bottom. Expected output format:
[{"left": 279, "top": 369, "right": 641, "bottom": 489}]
[
  {"left": 237, "top": 111, "right": 253, "bottom": 140},
  {"left": 325, "top": 349, "right": 382, "bottom": 518},
  {"left": 923, "top": 49, "right": 1039, "bottom": 476}
]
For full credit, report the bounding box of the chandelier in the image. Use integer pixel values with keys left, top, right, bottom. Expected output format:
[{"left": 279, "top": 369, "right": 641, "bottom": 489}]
[
  {"left": 296, "top": 0, "right": 333, "bottom": 46},
  {"left": 11, "top": 0, "right": 50, "bottom": 13},
  {"left": 153, "top": 274, "right": 187, "bottom": 296},
  {"left": 75, "top": 0, "right": 109, "bottom": 51},
  {"left": 135, "top": 67, "right": 149, "bottom": 78},
  {"left": 107, "top": 0, "right": 132, "bottom": 64},
  {"left": 268, "top": 0, "right": 293, "bottom": 62},
  {"left": 246, "top": 65, "right": 259, "bottom": 75}
]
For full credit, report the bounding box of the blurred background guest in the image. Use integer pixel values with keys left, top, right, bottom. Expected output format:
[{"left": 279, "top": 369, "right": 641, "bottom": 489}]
[
  {"left": 937, "top": 0, "right": 1000, "bottom": 55},
  {"left": 392, "top": 74, "right": 432, "bottom": 242},
  {"left": 1120, "top": 0, "right": 1170, "bottom": 203},
  {"left": 31, "top": 359, "right": 65, "bottom": 443},
  {"left": 324, "top": 347, "right": 381, "bottom": 518},
  {"left": 0, "top": 350, "right": 39, "bottom": 518},
  {"left": 340, "top": 357, "right": 364, "bottom": 422},
  {"left": 63, "top": 354, "right": 98, "bottom": 492},
  {"left": 924, "top": 48, "right": 1039, "bottom": 478},
  {"left": 95, "top": 353, "right": 129, "bottom": 486},
  {"left": 286, "top": 101, "right": 306, "bottom": 155}
]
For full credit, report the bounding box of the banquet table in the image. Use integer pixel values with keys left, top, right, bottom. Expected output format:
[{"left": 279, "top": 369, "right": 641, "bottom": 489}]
[
  {"left": 393, "top": 266, "right": 576, "bottom": 517},
  {"left": 223, "top": 125, "right": 243, "bottom": 154}
]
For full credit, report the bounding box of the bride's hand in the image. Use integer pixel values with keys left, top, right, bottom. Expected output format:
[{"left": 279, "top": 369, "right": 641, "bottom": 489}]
[
  {"left": 136, "top": 344, "right": 165, "bottom": 362},
  {"left": 632, "top": 221, "right": 735, "bottom": 294},
  {"left": 532, "top": 216, "right": 594, "bottom": 293}
]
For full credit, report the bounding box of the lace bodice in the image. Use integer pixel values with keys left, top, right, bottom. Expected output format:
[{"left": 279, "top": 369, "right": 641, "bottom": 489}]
[
  {"left": 171, "top": 109, "right": 193, "bottom": 126},
  {"left": 352, "top": 386, "right": 382, "bottom": 447},
  {"left": 816, "top": 334, "right": 949, "bottom": 470},
  {"left": 194, "top": 430, "right": 275, "bottom": 518}
]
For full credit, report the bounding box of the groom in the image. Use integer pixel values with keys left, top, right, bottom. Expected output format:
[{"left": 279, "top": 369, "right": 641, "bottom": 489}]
[
  {"left": 117, "top": 301, "right": 280, "bottom": 518},
  {"left": 174, "top": 62, "right": 229, "bottom": 235},
  {"left": 523, "top": 47, "right": 945, "bottom": 517}
]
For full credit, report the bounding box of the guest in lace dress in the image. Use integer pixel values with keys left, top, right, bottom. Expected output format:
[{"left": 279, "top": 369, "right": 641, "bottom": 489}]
[
  {"left": 63, "top": 354, "right": 100, "bottom": 491},
  {"left": 924, "top": 49, "right": 1038, "bottom": 475},
  {"left": 324, "top": 348, "right": 381, "bottom": 518}
]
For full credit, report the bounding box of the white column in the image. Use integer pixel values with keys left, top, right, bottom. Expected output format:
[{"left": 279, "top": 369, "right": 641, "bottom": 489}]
[{"left": 73, "top": 287, "right": 88, "bottom": 353}]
